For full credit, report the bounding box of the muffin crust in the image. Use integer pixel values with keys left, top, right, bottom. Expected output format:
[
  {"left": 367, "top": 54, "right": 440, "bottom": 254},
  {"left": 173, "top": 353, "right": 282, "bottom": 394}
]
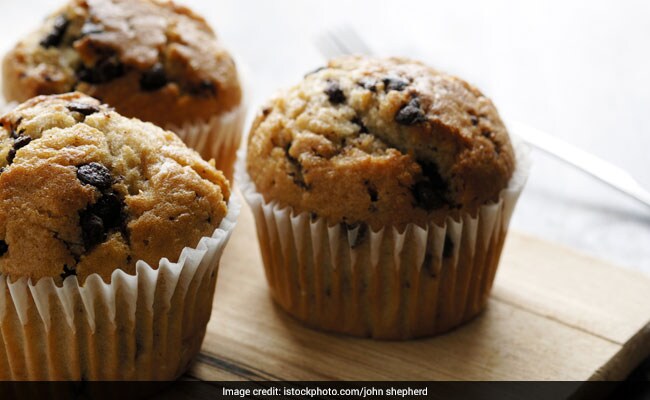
[
  {"left": 247, "top": 56, "right": 514, "bottom": 229},
  {"left": 0, "top": 92, "right": 230, "bottom": 284},
  {"left": 2, "top": 0, "right": 242, "bottom": 127}
]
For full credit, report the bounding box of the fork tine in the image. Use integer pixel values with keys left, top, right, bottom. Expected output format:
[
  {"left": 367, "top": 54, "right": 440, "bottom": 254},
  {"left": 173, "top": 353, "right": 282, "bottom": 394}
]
[
  {"left": 313, "top": 33, "right": 341, "bottom": 60},
  {"left": 314, "top": 25, "right": 375, "bottom": 60},
  {"left": 314, "top": 30, "right": 349, "bottom": 59},
  {"left": 328, "top": 30, "right": 356, "bottom": 56},
  {"left": 336, "top": 25, "right": 374, "bottom": 55}
]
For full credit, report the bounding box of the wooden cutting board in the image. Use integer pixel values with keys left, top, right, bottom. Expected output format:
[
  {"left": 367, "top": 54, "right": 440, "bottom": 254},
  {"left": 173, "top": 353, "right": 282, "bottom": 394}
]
[{"left": 182, "top": 191, "right": 650, "bottom": 394}]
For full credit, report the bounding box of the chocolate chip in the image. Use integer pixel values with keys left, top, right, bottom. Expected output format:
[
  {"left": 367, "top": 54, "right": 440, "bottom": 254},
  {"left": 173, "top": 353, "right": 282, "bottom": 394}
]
[
  {"left": 77, "top": 58, "right": 125, "bottom": 84},
  {"left": 190, "top": 80, "right": 217, "bottom": 96},
  {"left": 60, "top": 264, "right": 77, "bottom": 280},
  {"left": 413, "top": 181, "right": 442, "bottom": 210},
  {"left": 395, "top": 98, "right": 426, "bottom": 125},
  {"left": 352, "top": 116, "right": 368, "bottom": 133},
  {"left": 412, "top": 161, "right": 448, "bottom": 211},
  {"left": 324, "top": 80, "right": 346, "bottom": 104},
  {"left": 90, "top": 192, "right": 122, "bottom": 229},
  {"left": 383, "top": 76, "right": 409, "bottom": 91},
  {"left": 358, "top": 78, "right": 377, "bottom": 92},
  {"left": 67, "top": 102, "right": 99, "bottom": 116},
  {"left": 470, "top": 115, "right": 479, "bottom": 126},
  {"left": 9, "top": 117, "right": 23, "bottom": 139},
  {"left": 75, "top": 68, "right": 89, "bottom": 81},
  {"left": 40, "top": 15, "right": 69, "bottom": 48},
  {"left": 77, "top": 163, "right": 112, "bottom": 189},
  {"left": 140, "top": 63, "right": 167, "bottom": 91},
  {"left": 79, "top": 190, "right": 127, "bottom": 251},
  {"left": 0, "top": 240, "right": 8, "bottom": 256},
  {"left": 80, "top": 212, "right": 105, "bottom": 249},
  {"left": 14, "top": 135, "right": 31, "bottom": 150},
  {"left": 96, "top": 59, "right": 125, "bottom": 82},
  {"left": 80, "top": 22, "right": 103, "bottom": 36},
  {"left": 365, "top": 181, "right": 378, "bottom": 202},
  {"left": 120, "top": 216, "right": 130, "bottom": 243},
  {"left": 6, "top": 135, "right": 32, "bottom": 164},
  {"left": 443, "top": 235, "right": 454, "bottom": 258},
  {"left": 421, "top": 161, "right": 446, "bottom": 189},
  {"left": 286, "top": 152, "right": 309, "bottom": 190}
]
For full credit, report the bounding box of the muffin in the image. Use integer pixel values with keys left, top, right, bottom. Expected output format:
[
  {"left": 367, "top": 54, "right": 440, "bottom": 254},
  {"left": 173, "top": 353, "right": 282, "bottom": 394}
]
[
  {"left": 0, "top": 92, "right": 239, "bottom": 380},
  {"left": 238, "top": 56, "right": 529, "bottom": 339},
  {"left": 2, "top": 0, "right": 245, "bottom": 179}
]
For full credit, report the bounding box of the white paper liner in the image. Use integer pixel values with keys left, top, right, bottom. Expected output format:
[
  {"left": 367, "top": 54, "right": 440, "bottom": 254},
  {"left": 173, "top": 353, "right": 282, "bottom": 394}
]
[
  {"left": 167, "top": 103, "right": 247, "bottom": 181},
  {"left": 0, "top": 196, "right": 240, "bottom": 380},
  {"left": 235, "top": 140, "right": 530, "bottom": 339}
]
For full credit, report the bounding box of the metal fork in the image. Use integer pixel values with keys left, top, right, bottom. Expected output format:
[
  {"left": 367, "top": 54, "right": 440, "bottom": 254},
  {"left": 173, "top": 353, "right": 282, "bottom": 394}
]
[
  {"left": 314, "top": 27, "right": 650, "bottom": 210},
  {"left": 314, "top": 26, "right": 375, "bottom": 60}
]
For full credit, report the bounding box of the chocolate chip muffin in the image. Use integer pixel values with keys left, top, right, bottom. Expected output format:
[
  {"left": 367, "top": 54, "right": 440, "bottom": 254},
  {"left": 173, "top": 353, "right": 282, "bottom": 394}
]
[
  {"left": 0, "top": 92, "right": 239, "bottom": 381},
  {"left": 2, "top": 0, "right": 245, "bottom": 177},
  {"left": 239, "top": 56, "right": 529, "bottom": 339},
  {"left": 0, "top": 92, "right": 230, "bottom": 284}
]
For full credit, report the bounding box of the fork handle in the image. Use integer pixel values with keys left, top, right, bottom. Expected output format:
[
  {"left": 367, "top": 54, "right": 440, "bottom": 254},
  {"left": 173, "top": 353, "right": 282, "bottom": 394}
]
[{"left": 508, "top": 120, "right": 650, "bottom": 209}]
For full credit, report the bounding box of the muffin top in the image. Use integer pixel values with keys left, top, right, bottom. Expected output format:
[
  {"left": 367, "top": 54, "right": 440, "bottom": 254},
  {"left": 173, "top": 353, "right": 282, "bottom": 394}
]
[
  {"left": 0, "top": 92, "right": 230, "bottom": 284},
  {"left": 2, "top": 0, "right": 241, "bottom": 127},
  {"left": 247, "top": 56, "right": 515, "bottom": 229}
]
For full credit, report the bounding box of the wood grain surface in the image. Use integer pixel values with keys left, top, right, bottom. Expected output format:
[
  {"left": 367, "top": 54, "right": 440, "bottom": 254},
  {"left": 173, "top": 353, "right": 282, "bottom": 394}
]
[{"left": 181, "top": 191, "right": 650, "bottom": 395}]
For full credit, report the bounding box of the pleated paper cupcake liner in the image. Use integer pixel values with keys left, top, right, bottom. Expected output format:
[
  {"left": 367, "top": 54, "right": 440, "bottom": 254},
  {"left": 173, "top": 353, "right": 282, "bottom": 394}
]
[
  {"left": 0, "top": 196, "right": 240, "bottom": 380},
  {"left": 235, "top": 141, "right": 530, "bottom": 339},
  {"left": 167, "top": 102, "right": 247, "bottom": 182}
]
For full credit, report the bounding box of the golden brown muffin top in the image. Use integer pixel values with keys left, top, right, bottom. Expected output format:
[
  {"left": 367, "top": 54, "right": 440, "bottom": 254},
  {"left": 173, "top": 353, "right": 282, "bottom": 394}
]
[
  {"left": 2, "top": 0, "right": 241, "bottom": 127},
  {"left": 0, "top": 92, "right": 230, "bottom": 284},
  {"left": 247, "top": 56, "right": 515, "bottom": 229}
]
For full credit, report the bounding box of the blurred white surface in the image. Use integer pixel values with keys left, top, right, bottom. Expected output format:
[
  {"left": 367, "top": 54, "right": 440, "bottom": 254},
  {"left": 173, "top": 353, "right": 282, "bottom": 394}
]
[{"left": 0, "top": 0, "right": 648, "bottom": 271}]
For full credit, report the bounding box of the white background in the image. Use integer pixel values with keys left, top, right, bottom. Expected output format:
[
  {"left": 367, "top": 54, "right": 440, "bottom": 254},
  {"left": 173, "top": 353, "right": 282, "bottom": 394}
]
[{"left": 1, "top": 0, "right": 649, "bottom": 272}]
